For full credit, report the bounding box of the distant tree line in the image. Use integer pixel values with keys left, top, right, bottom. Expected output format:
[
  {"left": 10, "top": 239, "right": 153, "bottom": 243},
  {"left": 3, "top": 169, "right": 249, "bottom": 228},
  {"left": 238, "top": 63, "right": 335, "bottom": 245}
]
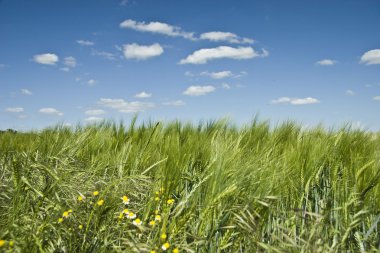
[{"left": 0, "top": 129, "right": 18, "bottom": 134}]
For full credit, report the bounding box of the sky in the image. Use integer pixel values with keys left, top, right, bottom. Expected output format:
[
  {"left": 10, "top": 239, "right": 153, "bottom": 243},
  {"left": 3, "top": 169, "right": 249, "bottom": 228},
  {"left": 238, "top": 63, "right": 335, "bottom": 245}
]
[{"left": 0, "top": 0, "right": 380, "bottom": 131}]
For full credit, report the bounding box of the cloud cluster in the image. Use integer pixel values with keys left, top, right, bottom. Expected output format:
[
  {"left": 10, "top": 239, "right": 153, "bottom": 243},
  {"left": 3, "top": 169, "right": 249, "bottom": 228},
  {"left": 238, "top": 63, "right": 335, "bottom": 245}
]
[
  {"left": 200, "top": 31, "right": 254, "bottom": 44},
  {"left": 98, "top": 98, "right": 154, "bottom": 113},
  {"left": 135, "top": 91, "right": 152, "bottom": 98},
  {"left": 39, "top": 107, "right": 63, "bottom": 116},
  {"left": 200, "top": 70, "right": 233, "bottom": 79},
  {"left": 316, "top": 59, "right": 336, "bottom": 66},
  {"left": 183, "top": 85, "right": 216, "bottom": 96},
  {"left": 33, "top": 53, "right": 59, "bottom": 65},
  {"left": 21, "top": 89, "right": 32, "bottom": 95},
  {"left": 360, "top": 49, "right": 380, "bottom": 65},
  {"left": 271, "top": 97, "right": 320, "bottom": 105},
  {"left": 180, "top": 46, "right": 267, "bottom": 64},
  {"left": 123, "top": 43, "right": 164, "bottom": 60},
  {"left": 77, "top": 40, "right": 94, "bottom": 46},
  {"left": 5, "top": 107, "right": 24, "bottom": 113}
]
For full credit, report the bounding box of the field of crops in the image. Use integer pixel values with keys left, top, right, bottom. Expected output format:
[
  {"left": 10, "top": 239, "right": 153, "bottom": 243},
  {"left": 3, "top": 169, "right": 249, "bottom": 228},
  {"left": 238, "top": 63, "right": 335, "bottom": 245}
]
[{"left": 0, "top": 119, "right": 379, "bottom": 252}]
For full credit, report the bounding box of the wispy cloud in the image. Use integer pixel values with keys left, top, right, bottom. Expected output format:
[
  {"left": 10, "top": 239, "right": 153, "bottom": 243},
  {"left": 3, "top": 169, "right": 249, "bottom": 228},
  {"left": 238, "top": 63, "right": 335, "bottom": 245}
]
[
  {"left": 119, "top": 0, "right": 128, "bottom": 6},
  {"left": 85, "top": 109, "right": 105, "bottom": 115},
  {"left": 60, "top": 67, "right": 70, "bottom": 72},
  {"left": 5, "top": 107, "right": 24, "bottom": 113},
  {"left": 120, "top": 19, "right": 195, "bottom": 40},
  {"left": 200, "top": 31, "right": 254, "bottom": 44},
  {"left": 33, "top": 53, "right": 59, "bottom": 65},
  {"left": 85, "top": 116, "right": 103, "bottom": 122},
  {"left": 360, "top": 49, "right": 380, "bottom": 65},
  {"left": 162, "top": 100, "right": 186, "bottom": 106},
  {"left": 183, "top": 85, "right": 216, "bottom": 96},
  {"left": 316, "top": 59, "right": 337, "bottom": 66},
  {"left": 221, "top": 83, "right": 231, "bottom": 89},
  {"left": 98, "top": 98, "right": 155, "bottom": 113},
  {"left": 179, "top": 46, "right": 267, "bottom": 64},
  {"left": 0, "top": 64, "right": 6, "bottom": 68},
  {"left": 64, "top": 56, "right": 76, "bottom": 67},
  {"left": 123, "top": 43, "right": 164, "bottom": 60},
  {"left": 88, "top": 79, "right": 97, "bottom": 86},
  {"left": 91, "top": 49, "right": 117, "bottom": 60},
  {"left": 373, "top": 96, "right": 380, "bottom": 101},
  {"left": 77, "top": 40, "right": 95, "bottom": 46},
  {"left": 271, "top": 97, "right": 320, "bottom": 105},
  {"left": 135, "top": 91, "right": 152, "bottom": 98},
  {"left": 200, "top": 70, "right": 233, "bottom": 79},
  {"left": 39, "top": 107, "right": 63, "bottom": 116},
  {"left": 21, "top": 89, "right": 32, "bottom": 95},
  {"left": 346, "top": 90, "right": 355, "bottom": 96}
]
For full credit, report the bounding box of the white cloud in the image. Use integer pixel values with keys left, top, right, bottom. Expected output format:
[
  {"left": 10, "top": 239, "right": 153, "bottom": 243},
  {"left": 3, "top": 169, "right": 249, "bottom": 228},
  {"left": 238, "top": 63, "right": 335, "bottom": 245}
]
[
  {"left": 120, "top": 0, "right": 128, "bottom": 6},
  {"left": 0, "top": 64, "right": 5, "bottom": 68},
  {"left": 184, "top": 71, "right": 194, "bottom": 77},
  {"left": 221, "top": 83, "right": 231, "bottom": 89},
  {"left": 271, "top": 97, "right": 320, "bottom": 105},
  {"left": 85, "top": 109, "right": 105, "bottom": 116},
  {"left": 200, "top": 70, "right": 233, "bottom": 79},
  {"left": 91, "top": 49, "right": 117, "bottom": 60},
  {"left": 135, "top": 91, "right": 152, "bottom": 98},
  {"left": 88, "top": 79, "right": 96, "bottom": 86},
  {"left": 123, "top": 43, "right": 164, "bottom": 60},
  {"left": 64, "top": 56, "right": 76, "bottom": 67},
  {"left": 346, "top": 90, "right": 355, "bottom": 96},
  {"left": 162, "top": 100, "right": 186, "bottom": 106},
  {"left": 39, "top": 107, "right": 63, "bottom": 116},
  {"left": 98, "top": 98, "right": 155, "bottom": 113},
  {"left": 200, "top": 31, "right": 254, "bottom": 44},
  {"left": 21, "top": 89, "right": 32, "bottom": 95},
  {"left": 373, "top": 96, "right": 380, "bottom": 101},
  {"left": 60, "top": 67, "right": 70, "bottom": 72},
  {"left": 316, "top": 59, "right": 336, "bottom": 66},
  {"left": 120, "top": 19, "right": 195, "bottom": 40},
  {"left": 183, "top": 85, "right": 216, "bottom": 96},
  {"left": 77, "top": 40, "right": 95, "bottom": 46},
  {"left": 33, "top": 53, "right": 59, "bottom": 65},
  {"left": 360, "top": 49, "right": 380, "bottom": 65},
  {"left": 85, "top": 116, "right": 103, "bottom": 122},
  {"left": 179, "top": 46, "right": 266, "bottom": 64},
  {"left": 5, "top": 107, "right": 24, "bottom": 113}
]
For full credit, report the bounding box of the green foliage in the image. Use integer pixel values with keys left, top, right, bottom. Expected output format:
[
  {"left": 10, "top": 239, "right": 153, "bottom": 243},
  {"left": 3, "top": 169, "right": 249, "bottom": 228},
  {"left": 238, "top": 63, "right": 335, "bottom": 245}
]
[{"left": 0, "top": 120, "right": 379, "bottom": 252}]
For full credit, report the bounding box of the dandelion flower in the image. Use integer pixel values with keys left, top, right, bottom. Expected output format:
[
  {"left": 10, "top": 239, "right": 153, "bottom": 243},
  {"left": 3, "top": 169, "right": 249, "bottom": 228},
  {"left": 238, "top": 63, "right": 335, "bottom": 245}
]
[
  {"left": 93, "top": 191, "right": 99, "bottom": 196},
  {"left": 161, "top": 233, "right": 167, "bottom": 240},
  {"left": 121, "top": 195, "right": 130, "bottom": 205},
  {"left": 155, "top": 215, "right": 161, "bottom": 221},
  {"left": 9, "top": 241, "right": 14, "bottom": 247},
  {"left": 149, "top": 220, "right": 155, "bottom": 226},
  {"left": 167, "top": 199, "right": 174, "bottom": 205},
  {"left": 127, "top": 212, "right": 136, "bottom": 219},
  {"left": 78, "top": 196, "right": 84, "bottom": 201},
  {"left": 132, "top": 218, "right": 142, "bottom": 226},
  {"left": 123, "top": 209, "right": 129, "bottom": 215},
  {"left": 78, "top": 224, "right": 83, "bottom": 230},
  {"left": 62, "top": 211, "right": 69, "bottom": 218},
  {"left": 118, "top": 212, "right": 124, "bottom": 219},
  {"left": 97, "top": 199, "right": 104, "bottom": 206},
  {"left": 58, "top": 218, "right": 63, "bottom": 223},
  {"left": 155, "top": 196, "right": 160, "bottom": 201},
  {"left": 0, "top": 240, "right": 5, "bottom": 247},
  {"left": 155, "top": 191, "right": 160, "bottom": 195},
  {"left": 68, "top": 209, "right": 73, "bottom": 213},
  {"left": 162, "top": 242, "right": 170, "bottom": 251},
  {"left": 173, "top": 248, "right": 179, "bottom": 253},
  {"left": 150, "top": 250, "right": 156, "bottom": 253}
]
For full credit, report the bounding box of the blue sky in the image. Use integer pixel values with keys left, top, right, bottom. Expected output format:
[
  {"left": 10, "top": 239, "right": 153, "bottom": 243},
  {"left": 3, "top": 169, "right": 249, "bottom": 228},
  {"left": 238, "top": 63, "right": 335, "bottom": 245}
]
[{"left": 1, "top": 0, "right": 379, "bottom": 131}]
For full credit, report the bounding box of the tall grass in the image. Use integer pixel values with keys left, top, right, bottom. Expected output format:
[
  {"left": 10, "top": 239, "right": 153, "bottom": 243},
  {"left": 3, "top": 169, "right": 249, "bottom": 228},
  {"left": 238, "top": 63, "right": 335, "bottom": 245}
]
[{"left": 0, "top": 119, "right": 379, "bottom": 252}]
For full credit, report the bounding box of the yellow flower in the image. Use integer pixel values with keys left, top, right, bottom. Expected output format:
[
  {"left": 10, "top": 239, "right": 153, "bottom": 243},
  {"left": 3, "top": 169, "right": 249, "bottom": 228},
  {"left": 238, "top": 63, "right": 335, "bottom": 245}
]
[
  {"left": 118, "top": 212, "right": 124, "bottom": 219},
  {"left": 58, "top": 218, "right": 63, "bottom": 223},
  {"left": 167, "top": 199, "right": 174, "bottom": 205},
  {"left": 155, "top": 191, "right": 160, "bottom": 195},
  {"left": 121, "top": 195, "right": 130, "bottom": 205},
  {"left": 173, "top": 248, "right": 179, "bottom": 253},
  {"left": 149, "top": 220, "right": 155, "bottom": 226},
  {"left": 123, "top": 209, "right": 129, "bottom": 214},
  {"left": 0, "top": 240, "right": 5, "bottom": 247},
  {"left": 155, "top": 196, "right": 160, "bottom": 201},
  {"left": 68, "top": 209, "right": 73, "bottom": 213},
  {"left": 162, "top": 242, "right": 170, "bottom": 251},
  {"left": 150, "top": 251, "right": 156, "bottom": 253},
  {"left": 97, "top": 199, "right": 104, "bottom": 206},
  {"left": 78, "top": 224, "right": 83, "bottom": 230},
  {"left": 127, "top": 212, "right": 136, "bottom": 219},
  {"left": 155, "top": 215, "right": 161, "bottom": 221},
  {"left": 62, "top": 211, "right": 69, "bottom": 218},
  {"left": 93, "top": 191, "right": 99, "bottom": 196},
  {"left": 9, "top": 241, "right": 14, "bottom": 247},
  {"left": 78, "top": 196, "right": 84, "bottom": 201},
  {"left": 161, "top": 233, "right": 167, "bottom": 240},
  {"left": 132, "top": 218, "right": 142, "bottom": 226}
]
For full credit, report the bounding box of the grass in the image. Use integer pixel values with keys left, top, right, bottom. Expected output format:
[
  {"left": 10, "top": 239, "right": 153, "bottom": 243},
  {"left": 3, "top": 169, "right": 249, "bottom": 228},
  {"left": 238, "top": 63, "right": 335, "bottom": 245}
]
[{"left": 0, "top": 118, "right": 379, "bottom": 252}]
